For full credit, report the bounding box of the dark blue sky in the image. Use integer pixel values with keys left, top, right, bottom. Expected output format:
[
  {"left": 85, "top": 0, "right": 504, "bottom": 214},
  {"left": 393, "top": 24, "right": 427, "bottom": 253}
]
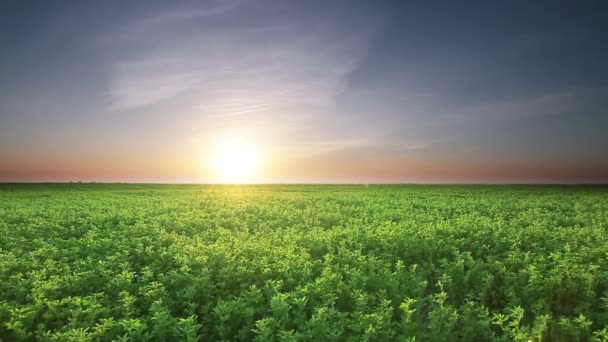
[{"left": 1, "top": 1, "right": 607, "bottom": 182}]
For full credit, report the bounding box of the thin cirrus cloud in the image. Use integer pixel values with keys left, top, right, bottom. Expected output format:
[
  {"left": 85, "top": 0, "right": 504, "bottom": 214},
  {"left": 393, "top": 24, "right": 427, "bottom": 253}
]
[{"left": 107, "top": 1, "right": 380, "bottom": 122}]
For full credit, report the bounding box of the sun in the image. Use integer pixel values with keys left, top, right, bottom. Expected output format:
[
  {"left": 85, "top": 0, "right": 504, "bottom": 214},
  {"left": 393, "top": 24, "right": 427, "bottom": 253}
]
[{"left": 208, "top": 136, "right": 262, "bottom": 183}]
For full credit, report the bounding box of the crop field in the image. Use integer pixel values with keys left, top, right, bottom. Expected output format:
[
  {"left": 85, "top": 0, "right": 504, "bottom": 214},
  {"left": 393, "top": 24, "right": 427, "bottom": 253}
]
[{"left": 1, "top": 184, "right": 608, "bottom": 341}]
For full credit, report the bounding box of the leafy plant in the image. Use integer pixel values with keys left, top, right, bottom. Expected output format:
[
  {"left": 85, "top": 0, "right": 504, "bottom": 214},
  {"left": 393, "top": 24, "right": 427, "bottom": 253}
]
[{"left": 0, "top": 184, "right": 607, "bottom": 340}]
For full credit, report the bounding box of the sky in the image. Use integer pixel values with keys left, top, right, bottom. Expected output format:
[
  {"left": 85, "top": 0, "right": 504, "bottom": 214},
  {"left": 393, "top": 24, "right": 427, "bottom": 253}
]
[{"left": 1, "top": 0, "right": 607, "bottom": 183}]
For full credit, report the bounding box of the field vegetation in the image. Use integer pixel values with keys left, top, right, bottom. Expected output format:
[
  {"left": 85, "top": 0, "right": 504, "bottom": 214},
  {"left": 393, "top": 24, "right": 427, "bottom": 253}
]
[{"left": 1, "top": 184, "right": 607, "bottom": 341}]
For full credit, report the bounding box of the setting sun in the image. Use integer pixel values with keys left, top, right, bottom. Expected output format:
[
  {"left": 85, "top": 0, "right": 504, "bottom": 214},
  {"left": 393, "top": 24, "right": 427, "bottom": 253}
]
[{"left": 208, "top": 136, "right": 262, "bottom": 183}]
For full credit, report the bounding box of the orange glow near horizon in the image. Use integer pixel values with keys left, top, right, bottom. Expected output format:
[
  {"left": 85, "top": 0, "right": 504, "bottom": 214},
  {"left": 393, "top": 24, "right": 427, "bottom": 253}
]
[{"left": 1, "top": 136, "right": 608, "bottom": 183}]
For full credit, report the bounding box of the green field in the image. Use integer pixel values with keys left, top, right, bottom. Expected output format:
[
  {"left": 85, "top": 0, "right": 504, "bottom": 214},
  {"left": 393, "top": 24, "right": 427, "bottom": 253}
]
[{"left": 1, "top": 184, "right": 607, "bottom": 341}]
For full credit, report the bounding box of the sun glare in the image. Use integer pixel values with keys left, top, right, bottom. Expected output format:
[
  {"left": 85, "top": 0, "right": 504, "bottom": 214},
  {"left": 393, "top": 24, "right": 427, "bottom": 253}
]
[{"left": 208, "top": 136, "right": 262, "bottom": 183}]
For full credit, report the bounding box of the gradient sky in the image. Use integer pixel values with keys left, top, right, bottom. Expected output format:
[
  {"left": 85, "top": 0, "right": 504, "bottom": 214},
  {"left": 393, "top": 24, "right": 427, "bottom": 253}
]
[{"left": 1, "top": 0, "right": 607, "bottom": 183}]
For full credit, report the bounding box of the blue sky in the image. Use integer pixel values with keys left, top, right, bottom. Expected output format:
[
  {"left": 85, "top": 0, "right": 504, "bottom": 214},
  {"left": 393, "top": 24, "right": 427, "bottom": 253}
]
[{"left": 1, "top": 1, "right": 607, "bottom": 182}]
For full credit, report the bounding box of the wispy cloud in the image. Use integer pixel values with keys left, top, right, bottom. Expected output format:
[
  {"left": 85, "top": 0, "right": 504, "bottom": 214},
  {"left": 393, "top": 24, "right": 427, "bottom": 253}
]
[
  {"left": 133, "top": 0, "right": 243, "bottom": 30},
  {"left": 450, "top": 87, "right": 608, "bottom": 121},
  {"left": 106, "top": 2, "right": 380, "bottom": 117}
]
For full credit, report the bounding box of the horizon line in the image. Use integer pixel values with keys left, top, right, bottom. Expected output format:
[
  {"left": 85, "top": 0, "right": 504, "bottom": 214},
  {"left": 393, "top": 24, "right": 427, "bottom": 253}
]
[{"left": 1, "top": 181, "right": 607, "bottom": 186}]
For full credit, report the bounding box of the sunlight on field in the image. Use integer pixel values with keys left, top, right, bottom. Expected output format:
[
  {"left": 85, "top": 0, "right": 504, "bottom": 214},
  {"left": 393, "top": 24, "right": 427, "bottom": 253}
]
[{"left": 1, "top": 184, "right": 607, "bottom": 340}]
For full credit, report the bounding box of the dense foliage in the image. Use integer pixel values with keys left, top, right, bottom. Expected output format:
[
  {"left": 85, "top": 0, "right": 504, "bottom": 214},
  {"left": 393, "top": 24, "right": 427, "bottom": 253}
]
[{"left": 1, "top": 184, "right": 607, "bottom": 341}]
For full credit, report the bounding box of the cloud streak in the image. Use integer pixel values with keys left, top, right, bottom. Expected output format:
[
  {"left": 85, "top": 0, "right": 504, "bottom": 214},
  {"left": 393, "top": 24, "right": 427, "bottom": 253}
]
[{"left": 107, "top": 1, "right": 380, "bottom": 120}]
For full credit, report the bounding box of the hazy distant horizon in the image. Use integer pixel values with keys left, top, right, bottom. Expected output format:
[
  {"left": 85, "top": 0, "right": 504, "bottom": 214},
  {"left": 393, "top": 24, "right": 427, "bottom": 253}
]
[{"left": 2, "top": 180, "right": 607, "bottom": 185}]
